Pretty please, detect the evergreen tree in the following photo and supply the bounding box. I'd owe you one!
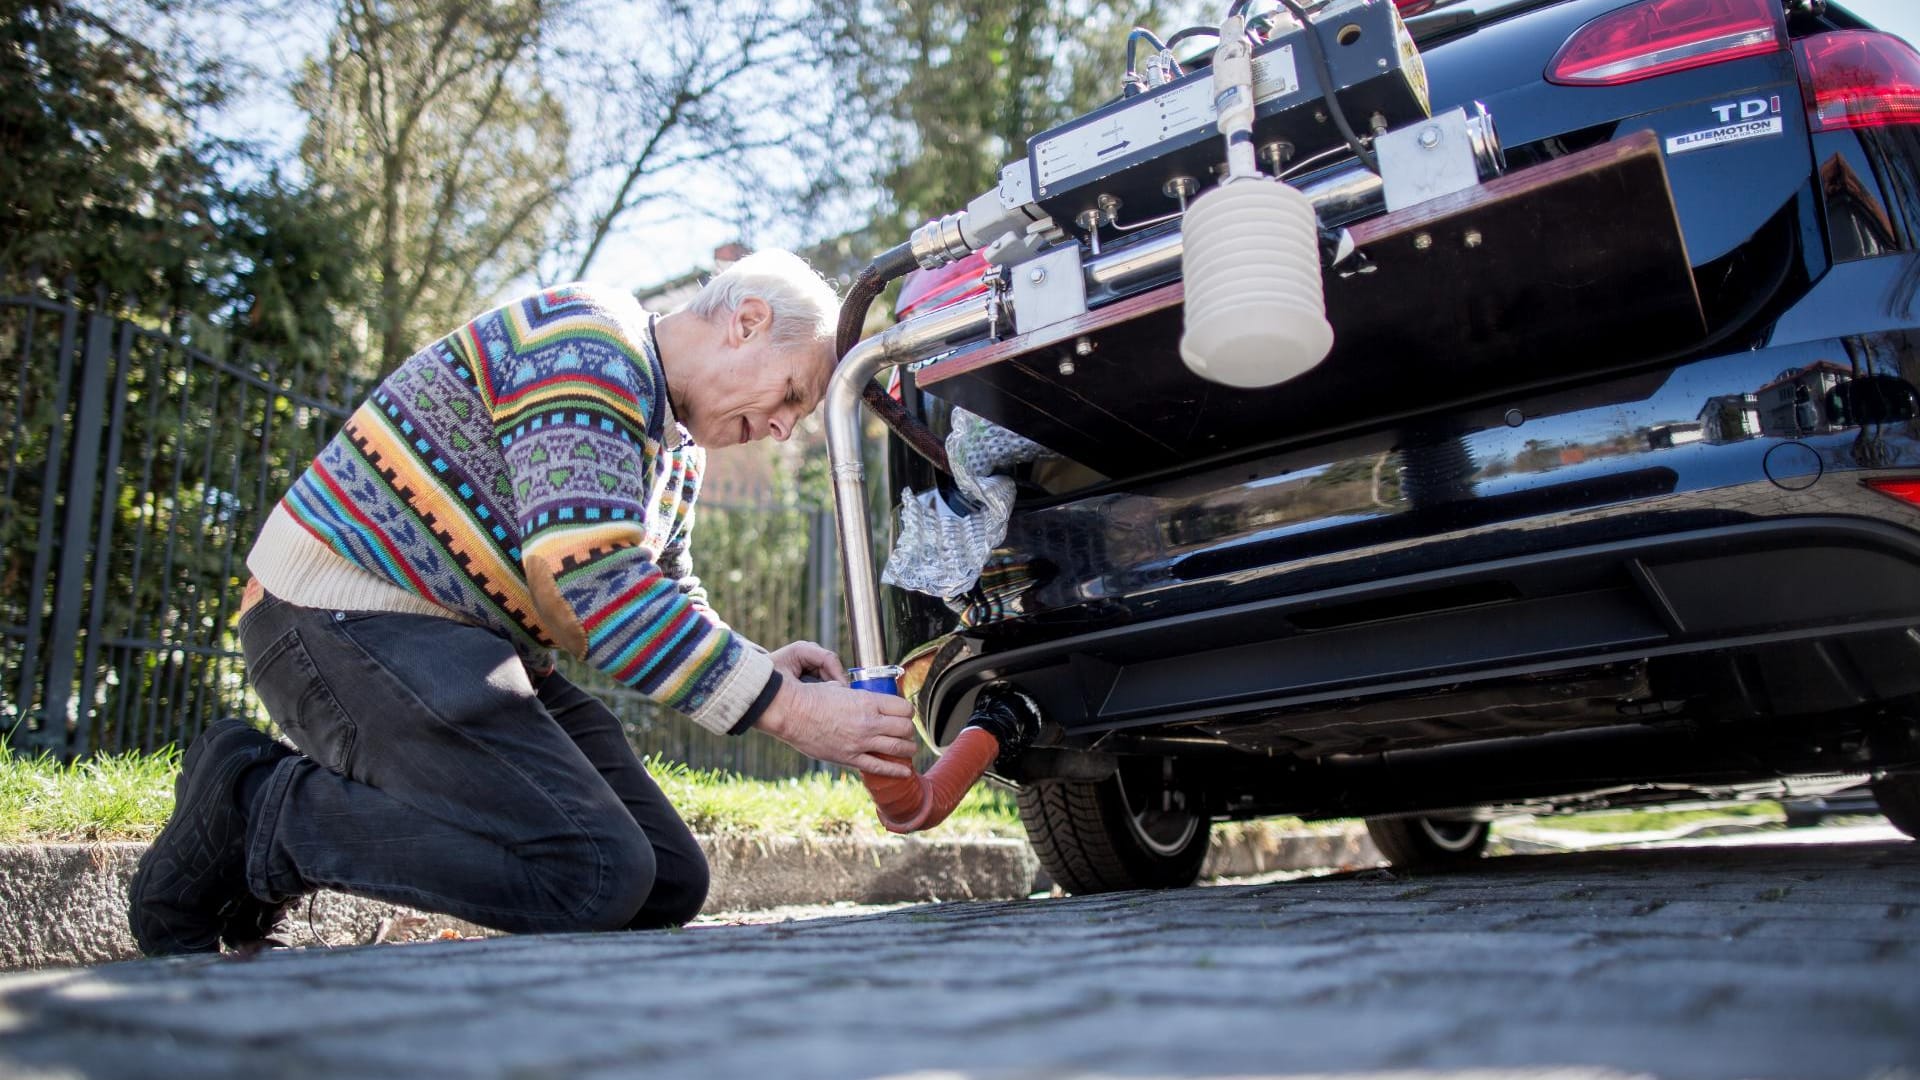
[816,0,1185,231]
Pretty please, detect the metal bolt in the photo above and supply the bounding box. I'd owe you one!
[1505,408,1525,428]
[1418,125,1442,149]
[1163,176,1199,207]
[1028,267,1047,284]
[1074,337,1095,357]
[1257,142,1295,175]
[1464,229,1484,249]
[1414,232,1433,251]
[1058,358,1077,376]
[1097,193,1122,217]
[1378,57,1390,69]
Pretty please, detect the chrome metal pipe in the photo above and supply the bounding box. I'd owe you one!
[1085,229,1184,297]
[826,298,996,671]
[1295,160,1386,226]
[1082,160,1384,301]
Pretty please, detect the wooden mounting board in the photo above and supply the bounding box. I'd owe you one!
[916,130,1705,477]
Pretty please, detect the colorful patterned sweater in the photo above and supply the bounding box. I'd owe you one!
[246,284,776,735]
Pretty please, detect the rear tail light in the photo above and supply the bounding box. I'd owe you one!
[1548,0,1782,87]
[1865,477,1920,507]
[1797,31,1920,133]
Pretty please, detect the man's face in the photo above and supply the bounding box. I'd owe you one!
[678,300,833,448]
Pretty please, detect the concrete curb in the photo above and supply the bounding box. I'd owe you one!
[0,824,1377,971]
[1494,817,1782,854]
[1202,825,1382,879]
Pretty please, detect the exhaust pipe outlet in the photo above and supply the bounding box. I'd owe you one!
[963,684,1042,771]
[850,671,1041,834]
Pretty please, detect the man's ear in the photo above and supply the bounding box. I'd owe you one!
[734,297,773,343]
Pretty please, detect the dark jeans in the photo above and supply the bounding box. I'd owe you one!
[236,591,709,933]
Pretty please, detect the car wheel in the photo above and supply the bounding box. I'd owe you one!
[1869,773,1920,840]
[1364,815,1491,869]
[1016,757,1210,895]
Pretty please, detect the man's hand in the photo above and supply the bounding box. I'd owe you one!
[756,678,918,778]
[769,640,847,685]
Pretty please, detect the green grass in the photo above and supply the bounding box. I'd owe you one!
[0,742,1023,843]
[4,740,1818,847]
[1523,802,1784,834]
[645,758,1023,838]
[0,742,179,843]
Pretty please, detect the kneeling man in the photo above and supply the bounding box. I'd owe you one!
[130,252,916,954]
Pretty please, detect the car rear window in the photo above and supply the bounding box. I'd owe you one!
[1402,0,1571,42]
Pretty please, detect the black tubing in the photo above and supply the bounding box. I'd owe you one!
[838,243,952,475]
[1276,0,1379,174]
[835,242,917,357]
[1167,25,1220,50]
[1126,27,1170,73]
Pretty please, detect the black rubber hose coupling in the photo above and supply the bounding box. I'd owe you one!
[962,684,1042,771]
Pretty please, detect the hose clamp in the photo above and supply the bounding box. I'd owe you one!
[849,664,905,696]
[910,213,971,270]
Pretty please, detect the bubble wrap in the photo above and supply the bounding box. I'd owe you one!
[882,409,1048,599]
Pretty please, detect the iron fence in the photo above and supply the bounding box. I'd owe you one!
[0,291,844,779]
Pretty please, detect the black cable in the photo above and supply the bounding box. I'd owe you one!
[1276,0,1379,173]
[1125,26,1168,73]
[837,244,952,475]
[1166,25,1220,50]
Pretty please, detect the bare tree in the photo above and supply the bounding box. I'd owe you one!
[543,0,825,282]
[297,0,572,372]
[294,0,835,363]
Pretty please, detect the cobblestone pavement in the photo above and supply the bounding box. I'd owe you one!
[0,835,1915,1080]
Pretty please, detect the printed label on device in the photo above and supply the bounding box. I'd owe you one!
[1033,79,1214,188]
[1032,46,1301,190]
[1252,45,1301,107]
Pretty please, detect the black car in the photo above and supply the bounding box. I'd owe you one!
[866,0,1920,891]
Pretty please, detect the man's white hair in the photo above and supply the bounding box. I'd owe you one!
[683,250,840,353]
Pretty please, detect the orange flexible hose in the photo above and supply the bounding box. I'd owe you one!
[860,726,1003,834]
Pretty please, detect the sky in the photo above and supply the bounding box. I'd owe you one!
[195,0,1920,297]
[1841,0,1919,47]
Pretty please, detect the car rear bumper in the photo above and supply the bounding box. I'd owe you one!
[911,253,1920,746]
[925,514,1920,743]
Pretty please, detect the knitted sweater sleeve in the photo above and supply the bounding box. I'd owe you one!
[656,445,712,611]
[494,289,773,735]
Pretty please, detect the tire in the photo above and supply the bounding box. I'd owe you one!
[1017,758,1211,895]
[1870,773,1920,840]
[1365,815,1491,869]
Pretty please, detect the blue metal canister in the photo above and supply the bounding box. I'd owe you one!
[848,664,904,697]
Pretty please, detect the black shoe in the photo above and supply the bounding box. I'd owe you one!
[209,734,297,950]
[128,719,290,956]
[219,892,295,952]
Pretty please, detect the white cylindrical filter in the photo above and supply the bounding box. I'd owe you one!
[1178,179,1334,389]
